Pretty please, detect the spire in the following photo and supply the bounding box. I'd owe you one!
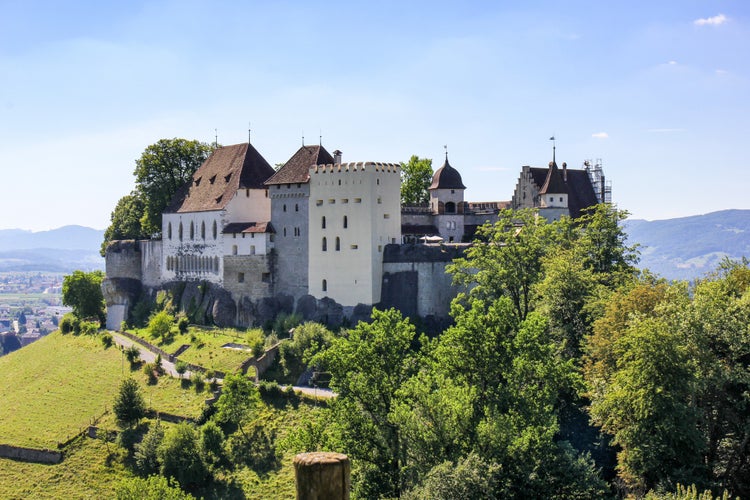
[550,136,556,164]
[248,122,251,144]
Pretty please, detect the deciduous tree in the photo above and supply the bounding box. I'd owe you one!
[400,155,433,205]
[62,270,105,323]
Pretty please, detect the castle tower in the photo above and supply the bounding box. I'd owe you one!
[428,153,466,242]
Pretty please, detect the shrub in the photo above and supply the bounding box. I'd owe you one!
[113,378,146,429]
[246,329,265,358]
[226,422,279,472]
[79,320,100,336]
[199,421,225,471]
[101,332,113,348]
[116,427,140,453]
[59,313,79,334]
[125,345,141,365]
[177,314,189,334]
[273,312,302,337]
[135,421,164,475]
[191,371,205,392]
[148,310,174,341]
[143,363,158,384]
[175,360,188,379]
[158,422,209,488]
[130,298,152,328]
[115,475,195,500]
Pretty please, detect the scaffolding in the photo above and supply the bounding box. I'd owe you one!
[583,159,612,204]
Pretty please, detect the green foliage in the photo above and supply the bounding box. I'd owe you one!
[176,314,189,334]
[134,421,164,475]
[113,378,146,429]
[272,312,302,337]
[316,308,417,498]
[148,310,174,342]
[133,138,215,235]
[245,328,265,358]
[115,475,196,500]
[403,453,501,500]
[101,192,148,256]
[400,155,433,205]
[175,360,188,378]
[198,421,225,471]
[130,297,153,328]
[100,332,113,348]
[62,270,105,323]
[125,345,141,365]
[158,422,209,488]
[278,322,334,381]
[191,371,205,392]
[645,483,734,500]
[59,312,79,334]
[215,373,260,441]
[225,421,279,472]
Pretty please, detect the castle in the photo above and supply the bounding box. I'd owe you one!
[103,142,608,330]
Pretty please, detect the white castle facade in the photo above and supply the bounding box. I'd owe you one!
[104,141,608,330]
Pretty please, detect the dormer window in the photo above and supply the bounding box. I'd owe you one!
[209,175,216,184]
[224,173,231,182]
[194,177,201,186]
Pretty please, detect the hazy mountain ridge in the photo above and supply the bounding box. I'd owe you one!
[625,209,750,281]
[0,226,105,272]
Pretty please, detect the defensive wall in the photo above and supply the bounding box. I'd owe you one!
[103,239,464,330]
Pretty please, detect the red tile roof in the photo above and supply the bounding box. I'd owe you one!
[265,145,334,185]
[222,222,274,234]
[166,143,275,213]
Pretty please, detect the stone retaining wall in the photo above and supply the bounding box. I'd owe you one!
[0,444,62,464]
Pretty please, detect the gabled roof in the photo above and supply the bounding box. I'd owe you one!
[429,156,466,190]
[166,143,275,213]
[528,163,600,218]
[539,161,567,194]
[222,222,275,234]
[265,145,334,185]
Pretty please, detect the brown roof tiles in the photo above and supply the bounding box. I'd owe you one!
[265,145,334,185]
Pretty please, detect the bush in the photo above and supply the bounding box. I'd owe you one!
[79,320,100,336]
[177,314,189,334]
[158,422,209,488]
[134,421,164,475]
[175,360,188,378]
[273,312,302,337]
[246,329,265,358]
[130,298,152,328]
[143,363,158,384]
[101,332,114,348]
[199,421,225,471]
[116,427,140,453]
[226,422,279,472]
[148,310,174,342]
[191,371,205,392]
[125,345,141,365]
[59,313,79,334]
[113,378,146,429]
[115,475,195,500]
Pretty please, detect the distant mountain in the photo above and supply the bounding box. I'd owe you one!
[624,209,750,282]
[0,226,104,272]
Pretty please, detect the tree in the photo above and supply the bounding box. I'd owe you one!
[62,270,105,323]
[316,308,418,498]
[101,192,148,256]
[113,378,146,429]
[158,422,209,488]
[148,310,174,342]
[135,421,165,474]
[115,475,196,500]
[215,373,260,441]
[133,138,215,235]
[400,155,433,205]
[199,421,226,471]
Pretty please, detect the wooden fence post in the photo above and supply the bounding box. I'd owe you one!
[294,452,350,500]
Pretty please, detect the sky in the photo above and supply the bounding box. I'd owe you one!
[1,0,748,231]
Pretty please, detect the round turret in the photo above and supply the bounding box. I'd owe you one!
[429,156,466,190]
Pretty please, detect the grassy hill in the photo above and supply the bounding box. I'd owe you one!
[0,330,322,499]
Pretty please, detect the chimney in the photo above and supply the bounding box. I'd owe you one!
[333,150,342,165]
[562,162,567,182]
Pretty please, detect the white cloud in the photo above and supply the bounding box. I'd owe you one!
[592,132,609,139]
[694,14,728,26]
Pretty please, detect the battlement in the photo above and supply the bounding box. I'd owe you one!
[311,162,400,174]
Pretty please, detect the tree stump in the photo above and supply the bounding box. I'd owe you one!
[294,452,350,500]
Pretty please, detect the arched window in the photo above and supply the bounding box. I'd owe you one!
[201,221,206,239]
[445,201,456,213]
[284,227,287,237]
[283,204,287,212]
[295,204,299,212]
[168,222,172,240]
[335,237,340,251]
[343,215,348,228]
[232,245,238,255]
[190,221,195,239]
[322,237,327,251]
[322,216,326,229]
[179,222,183,241]
[213,220,217,239]
[322,279,327,292]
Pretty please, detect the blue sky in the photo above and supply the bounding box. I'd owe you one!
[1,1,748,230]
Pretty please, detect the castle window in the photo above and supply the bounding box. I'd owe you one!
[322,216,326,229]
[451,189,455,194]
[179,223,183,241]
[377,197,382,204]
[355,198,362,203]
[550,196,554,202]
[329,199,335,204]
[283,204,287,212]
[190,222,195,240]
[201,221,206,239]
[322,279,327,292]
[297,183,301,188]
[338,179,341,185]
[342,198,348,204]
[335,237,340,251]
[384,214,390,219]
[560,197,563,202]
[445,202,456,213]
[295,204,299,212]
[377,179,380,185]
[246,189,250,197]
[316,200,323,206]
[262,273,271,283]
[287,184,291,189]
[238,272,245,283]
[284,227,287,237]
[350,244,358,250]
[250,245,256,255]
[378,245,382,252]
[343,215,348,228]
[213,221,217,239]
[232,245,238,255]
[322,237,327,251]
[168,223,172,240]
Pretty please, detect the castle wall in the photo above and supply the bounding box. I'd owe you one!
[269,183,310,299]
[308,162,401,307]
[105,240,142,280]
[225,187,271,224]
[140,239,163,287]
[222,254,274,303]
[162,211,225,283]
[381,243,465,319]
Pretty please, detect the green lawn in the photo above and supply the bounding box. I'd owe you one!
[128,326,258,375]
[0,331,208,448]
